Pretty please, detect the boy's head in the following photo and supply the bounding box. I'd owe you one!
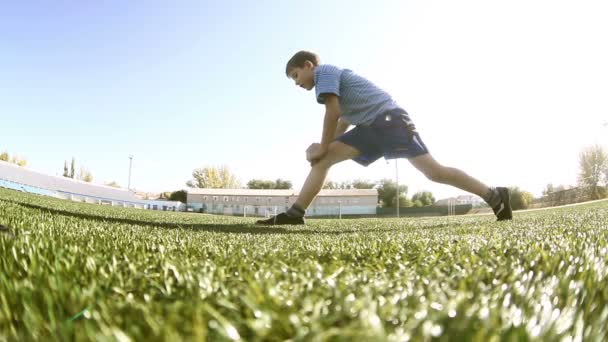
[285,50,319,91]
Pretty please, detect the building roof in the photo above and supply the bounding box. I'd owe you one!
[0,160,141,202]
[187,188,377,197]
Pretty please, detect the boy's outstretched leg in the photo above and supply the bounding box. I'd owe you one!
[408,153,512,221]
[256,141,360,225]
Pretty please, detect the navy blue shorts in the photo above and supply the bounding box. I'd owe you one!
[336,109,429,166]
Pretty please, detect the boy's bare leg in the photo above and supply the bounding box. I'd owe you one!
[408,153,490,198]
[408,153,513,220]
[295,141,360,209]
[256,141,359,225]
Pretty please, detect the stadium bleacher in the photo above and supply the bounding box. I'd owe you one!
[0,160,184,211]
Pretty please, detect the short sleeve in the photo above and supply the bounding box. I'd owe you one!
[315,65,342,104]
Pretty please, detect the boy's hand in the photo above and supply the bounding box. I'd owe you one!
[306,143,327,166]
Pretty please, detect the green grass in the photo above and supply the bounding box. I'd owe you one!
[1,187,607,341]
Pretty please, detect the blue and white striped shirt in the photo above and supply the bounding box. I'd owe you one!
[314,64,402,126]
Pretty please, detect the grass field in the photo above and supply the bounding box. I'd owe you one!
[1,187,607,341]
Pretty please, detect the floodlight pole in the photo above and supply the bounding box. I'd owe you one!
[396,159,400,218]
[128,155,133,191]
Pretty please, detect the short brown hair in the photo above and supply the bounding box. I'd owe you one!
[285,50,320,76]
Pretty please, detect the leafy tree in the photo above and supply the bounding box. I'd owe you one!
[323,180,339,189]
[509,187,535,210]
[323,179,376,190]
[0,151,8,162]
[247,179,276,189]
[412,200,423,208]
[15,157,27,167]
[542,183,555,196]
[411,191,435,206]
[246,178,293,190]
[105,181,121,188]
[187,165,240,188]
[274,178,292,189]
[578,144,608,200]
[401,197,413,208]
[78,166,93,183]
[376,178,407,208]
[63,161,69,177]
[351,179,376,189]
[169,190,188,202]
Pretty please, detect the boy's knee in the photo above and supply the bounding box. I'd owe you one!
[312,156,334,170]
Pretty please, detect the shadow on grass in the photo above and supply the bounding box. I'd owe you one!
[3,199,365,236]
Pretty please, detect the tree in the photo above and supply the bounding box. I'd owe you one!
[15,157,27,167]
[351,179,376,189]
[105,181,121,188]
[78,166,93,183]
[376,178,408,207]
[247,179,276,189]
[323,180,339,189]
[578,144,608,200]
[247,178,292,189]
[274,178,292,189]
[542,183,555,196]
[70,158,76,179]
[411,191,435,206]
[323,179,376,190]
[169,190,188,202]
[2,152,26,167]
[510,187,534,210]
[63,161,69,177]
[186,165,240,188]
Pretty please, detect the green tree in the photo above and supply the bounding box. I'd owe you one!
[411,191,435,206]
[274,178,292,189]
[105,181,121,188]
[63,161,69,177]
[186,165,240,188]
[0,151,8,162]
[323,180,339,189]
[510,187,534,210]
[15,157,27,167]
[78,166,93,183]
[247,179,276,189]
[376,178,408,207]
[412,200,423,208]
[578,144,608,200]
[351,179,376,189]
[169,190,188,203]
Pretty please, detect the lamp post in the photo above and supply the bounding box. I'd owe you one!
[128,155,133,191]
[396,159,400,218]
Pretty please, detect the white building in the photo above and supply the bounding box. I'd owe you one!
[436,195,484,206]
[187,188,378,217]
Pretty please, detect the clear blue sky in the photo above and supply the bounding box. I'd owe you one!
[2,1,607,200]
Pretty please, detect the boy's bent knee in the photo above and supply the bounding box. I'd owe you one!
[312,157,334,170]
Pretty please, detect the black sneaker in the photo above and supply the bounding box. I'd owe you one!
[492,187,513,221]
[256,213,305,225]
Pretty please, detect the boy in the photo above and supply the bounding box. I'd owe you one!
[257,51,512,225]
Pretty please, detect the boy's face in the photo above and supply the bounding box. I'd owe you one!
[288,61,315,91]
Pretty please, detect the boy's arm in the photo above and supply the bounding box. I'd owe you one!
[307,94,341,164]
[334,118,350,139]
[320,94,341,149]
